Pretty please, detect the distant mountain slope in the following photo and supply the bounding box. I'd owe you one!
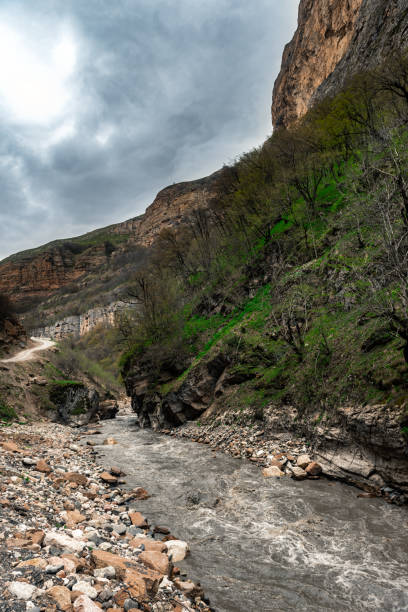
[0,170,224,326]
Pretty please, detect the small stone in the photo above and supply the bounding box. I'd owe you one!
[103,438,118,445]
[112,523,127,535]
[128,511,148,528]
[73,594,102,611]
[44,531,86,553]
[46,585,72,611]
[94,565,116,579]
[72,581,98,599]
[64,472,88,486]
[100,471,118,484]
[139,550,169,574]
[9,582,37,600]
[22,457,37,466]
[35,459,52,474]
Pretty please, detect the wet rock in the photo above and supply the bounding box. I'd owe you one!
[128,511,148,528]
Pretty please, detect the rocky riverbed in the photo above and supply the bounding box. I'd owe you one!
[0,420,210,612]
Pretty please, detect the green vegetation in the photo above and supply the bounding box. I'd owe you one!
[0,400,17,421]
[119,53,408,421]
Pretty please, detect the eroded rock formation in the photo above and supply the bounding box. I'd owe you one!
[0,170,223,310]
[32,301,130,340]
[272,0,408,128]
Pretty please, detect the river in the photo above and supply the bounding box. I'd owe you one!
[94,415,408,612]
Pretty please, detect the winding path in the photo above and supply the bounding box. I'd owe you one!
[1,337,55,363]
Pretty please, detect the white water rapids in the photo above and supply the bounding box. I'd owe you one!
[94,415,408,612]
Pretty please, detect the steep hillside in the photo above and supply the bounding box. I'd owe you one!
[0,170,224,329]
[272,0,408,127]
[122,49,408,495]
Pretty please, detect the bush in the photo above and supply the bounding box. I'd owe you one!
[0,401,17,421]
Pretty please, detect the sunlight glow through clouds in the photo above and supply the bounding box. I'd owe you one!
[0,21,78,124]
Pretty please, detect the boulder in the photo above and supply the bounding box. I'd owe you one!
[305,461,323,476]
[296,454,312,469]
[165,540,189,562]
[138,550,169,574]
[291,466,308,480]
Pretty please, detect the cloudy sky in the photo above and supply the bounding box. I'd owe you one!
[0,0,298,260]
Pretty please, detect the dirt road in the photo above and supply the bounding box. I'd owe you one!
[1,337,55,363]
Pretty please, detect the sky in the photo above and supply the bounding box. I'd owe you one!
[0,0,298,261]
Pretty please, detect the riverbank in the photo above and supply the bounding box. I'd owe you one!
[0,420,210,611]
[162,404,408,505]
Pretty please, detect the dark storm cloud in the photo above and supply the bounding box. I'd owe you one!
[0,0,298,259]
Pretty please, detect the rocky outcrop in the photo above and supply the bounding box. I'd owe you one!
[32,301,131,340]
[48,382,118,425]
[125,353,230,430]
[0,316,27,356]
[0,170,224,312]
[272,0,363,128]
[272,0,408,128]
[312,0,408,105]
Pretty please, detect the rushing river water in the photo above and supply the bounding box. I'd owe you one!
[95,416,408,612]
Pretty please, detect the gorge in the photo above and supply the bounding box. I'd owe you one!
[1,1,408,611]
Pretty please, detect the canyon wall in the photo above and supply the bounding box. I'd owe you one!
[31,301,132,340]
[0,170,223,311]
[272,0,408,128]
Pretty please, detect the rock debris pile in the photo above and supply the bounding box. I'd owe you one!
[0,422,211,612]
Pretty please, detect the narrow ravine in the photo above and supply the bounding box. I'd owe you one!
[95,416,408,612]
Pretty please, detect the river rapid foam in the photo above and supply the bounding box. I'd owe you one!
[95,416,408,612]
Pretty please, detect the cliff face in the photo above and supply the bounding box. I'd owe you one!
[272,0,363,128]
[32,301,130,340]
[272,0,408,128]
[0,170,222,312]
